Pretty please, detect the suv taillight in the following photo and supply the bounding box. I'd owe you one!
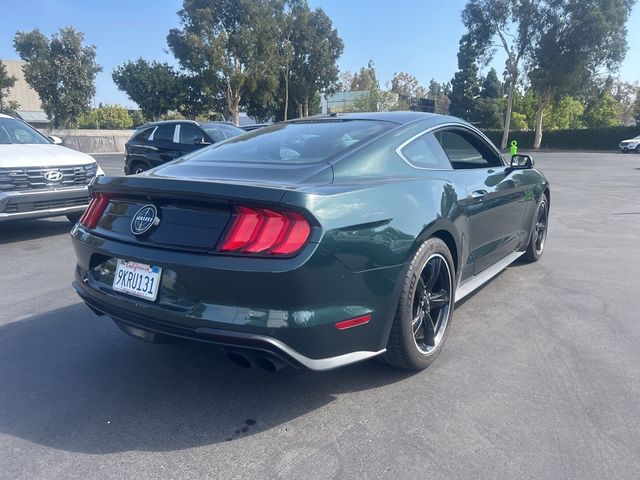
[219,206,312,256]
[79,192,111,229]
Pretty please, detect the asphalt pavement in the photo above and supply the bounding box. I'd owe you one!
[1,152,640,479]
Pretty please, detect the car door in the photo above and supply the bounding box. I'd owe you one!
[178,122,211,154]
[150,123,181,165]
[434,127,530,274]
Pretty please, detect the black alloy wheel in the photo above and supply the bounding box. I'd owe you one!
[383,237,455,370]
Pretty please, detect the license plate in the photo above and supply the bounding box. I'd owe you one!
[112,259,162,301]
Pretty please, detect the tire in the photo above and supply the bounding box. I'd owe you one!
[129,162,148,175]
[383,237,456,370]
[522,195,549,263]
[66,212,83,224]
[636,146,640,154]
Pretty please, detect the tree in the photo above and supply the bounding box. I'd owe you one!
[113,59,181,121]
[390,71,426,110]
[350,60,378,91]
[73,104,133,129]
[13,27,101,128]
[0,60,19,115]
[167,0,281,125]
[582,92,622,128]
[634,90,640,126]
[449,34,480,120]
[288,4,343,117]
[543,96,584,130]
[462,0,540,149]
[427,79,451,114]
[611,80,640,125]
[528,0,635,148]
[480,68,502,99]
[352,87,402,112]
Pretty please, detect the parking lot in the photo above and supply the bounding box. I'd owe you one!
[1,151,639,479]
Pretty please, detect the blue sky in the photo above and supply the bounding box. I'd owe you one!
[1,0,638,108]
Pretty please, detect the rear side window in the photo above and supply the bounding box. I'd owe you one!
[133,127,155,142]
[400,132,452,169]
[153,124,175,143]
[187,120,394,165]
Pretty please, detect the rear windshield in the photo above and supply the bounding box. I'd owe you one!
[203,123,245,143]
[187,120,393,164]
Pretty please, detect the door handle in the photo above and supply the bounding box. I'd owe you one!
[471,190,488,198]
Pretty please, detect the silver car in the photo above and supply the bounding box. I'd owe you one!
[0,114,104,223]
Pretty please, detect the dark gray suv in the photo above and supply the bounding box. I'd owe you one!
[124,120,245,174]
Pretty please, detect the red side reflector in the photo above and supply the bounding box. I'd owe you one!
[335,314,371,330]
[219,207,312,256]
[79,192,112,229]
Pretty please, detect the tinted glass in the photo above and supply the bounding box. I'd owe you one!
[435,129,502,169]
[203,124,245,143]
[190,120,393,164]
[133,127,155,142]
[0,118,50,145]
[180,123,205,145]
[401,132,452,169]
[153,124,175,142]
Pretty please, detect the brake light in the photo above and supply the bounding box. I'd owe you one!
[335,315,371,330]
[219,207,312,255]
[79,192,111,229]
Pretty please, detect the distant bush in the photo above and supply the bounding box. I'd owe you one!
[482,126,640,151]
[74,105,133,129]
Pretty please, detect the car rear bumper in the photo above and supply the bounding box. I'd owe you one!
[70,226,403,370]
[0,187,89,221]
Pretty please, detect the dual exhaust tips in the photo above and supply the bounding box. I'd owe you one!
[226,349,288,372]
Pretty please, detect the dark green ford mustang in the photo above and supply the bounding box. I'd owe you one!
[71,112,549,371]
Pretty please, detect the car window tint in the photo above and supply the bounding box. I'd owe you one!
[153,124,175,142]
[434,129,502,169]
[180,123,204,145]
[189,120,394,165]
[133,127,154,142]
[400,132,452,169]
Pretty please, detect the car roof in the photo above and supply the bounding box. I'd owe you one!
[0,113,14,119]
[137,119,238,129]
[289,111,466,127]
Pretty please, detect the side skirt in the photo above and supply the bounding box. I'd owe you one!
[454,250,525,303]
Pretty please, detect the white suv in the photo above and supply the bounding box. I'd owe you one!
[0,113,104,223]
[619,134,640,153]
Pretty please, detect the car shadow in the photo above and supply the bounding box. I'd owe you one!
[0,217,73,245]
[0,303,414,454]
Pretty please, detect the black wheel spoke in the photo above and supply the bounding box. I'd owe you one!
[423,311,436,346]
[430,289,449,309]
[412,310,424,335]
[424,257,441,291]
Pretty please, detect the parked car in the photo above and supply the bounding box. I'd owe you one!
[619,134,640,153]
[241,123,271,132]
[0,113,104,223]
[72,112,550,372]
[124,120,245,174]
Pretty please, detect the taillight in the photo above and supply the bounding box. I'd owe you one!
[79,192,111,229]
[219,206,312,256]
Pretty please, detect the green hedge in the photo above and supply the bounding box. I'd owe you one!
[482,126,640,151]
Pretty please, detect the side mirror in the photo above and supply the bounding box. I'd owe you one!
[510,154,534,169]
[49,135,63,145]
[194,137,211,145]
